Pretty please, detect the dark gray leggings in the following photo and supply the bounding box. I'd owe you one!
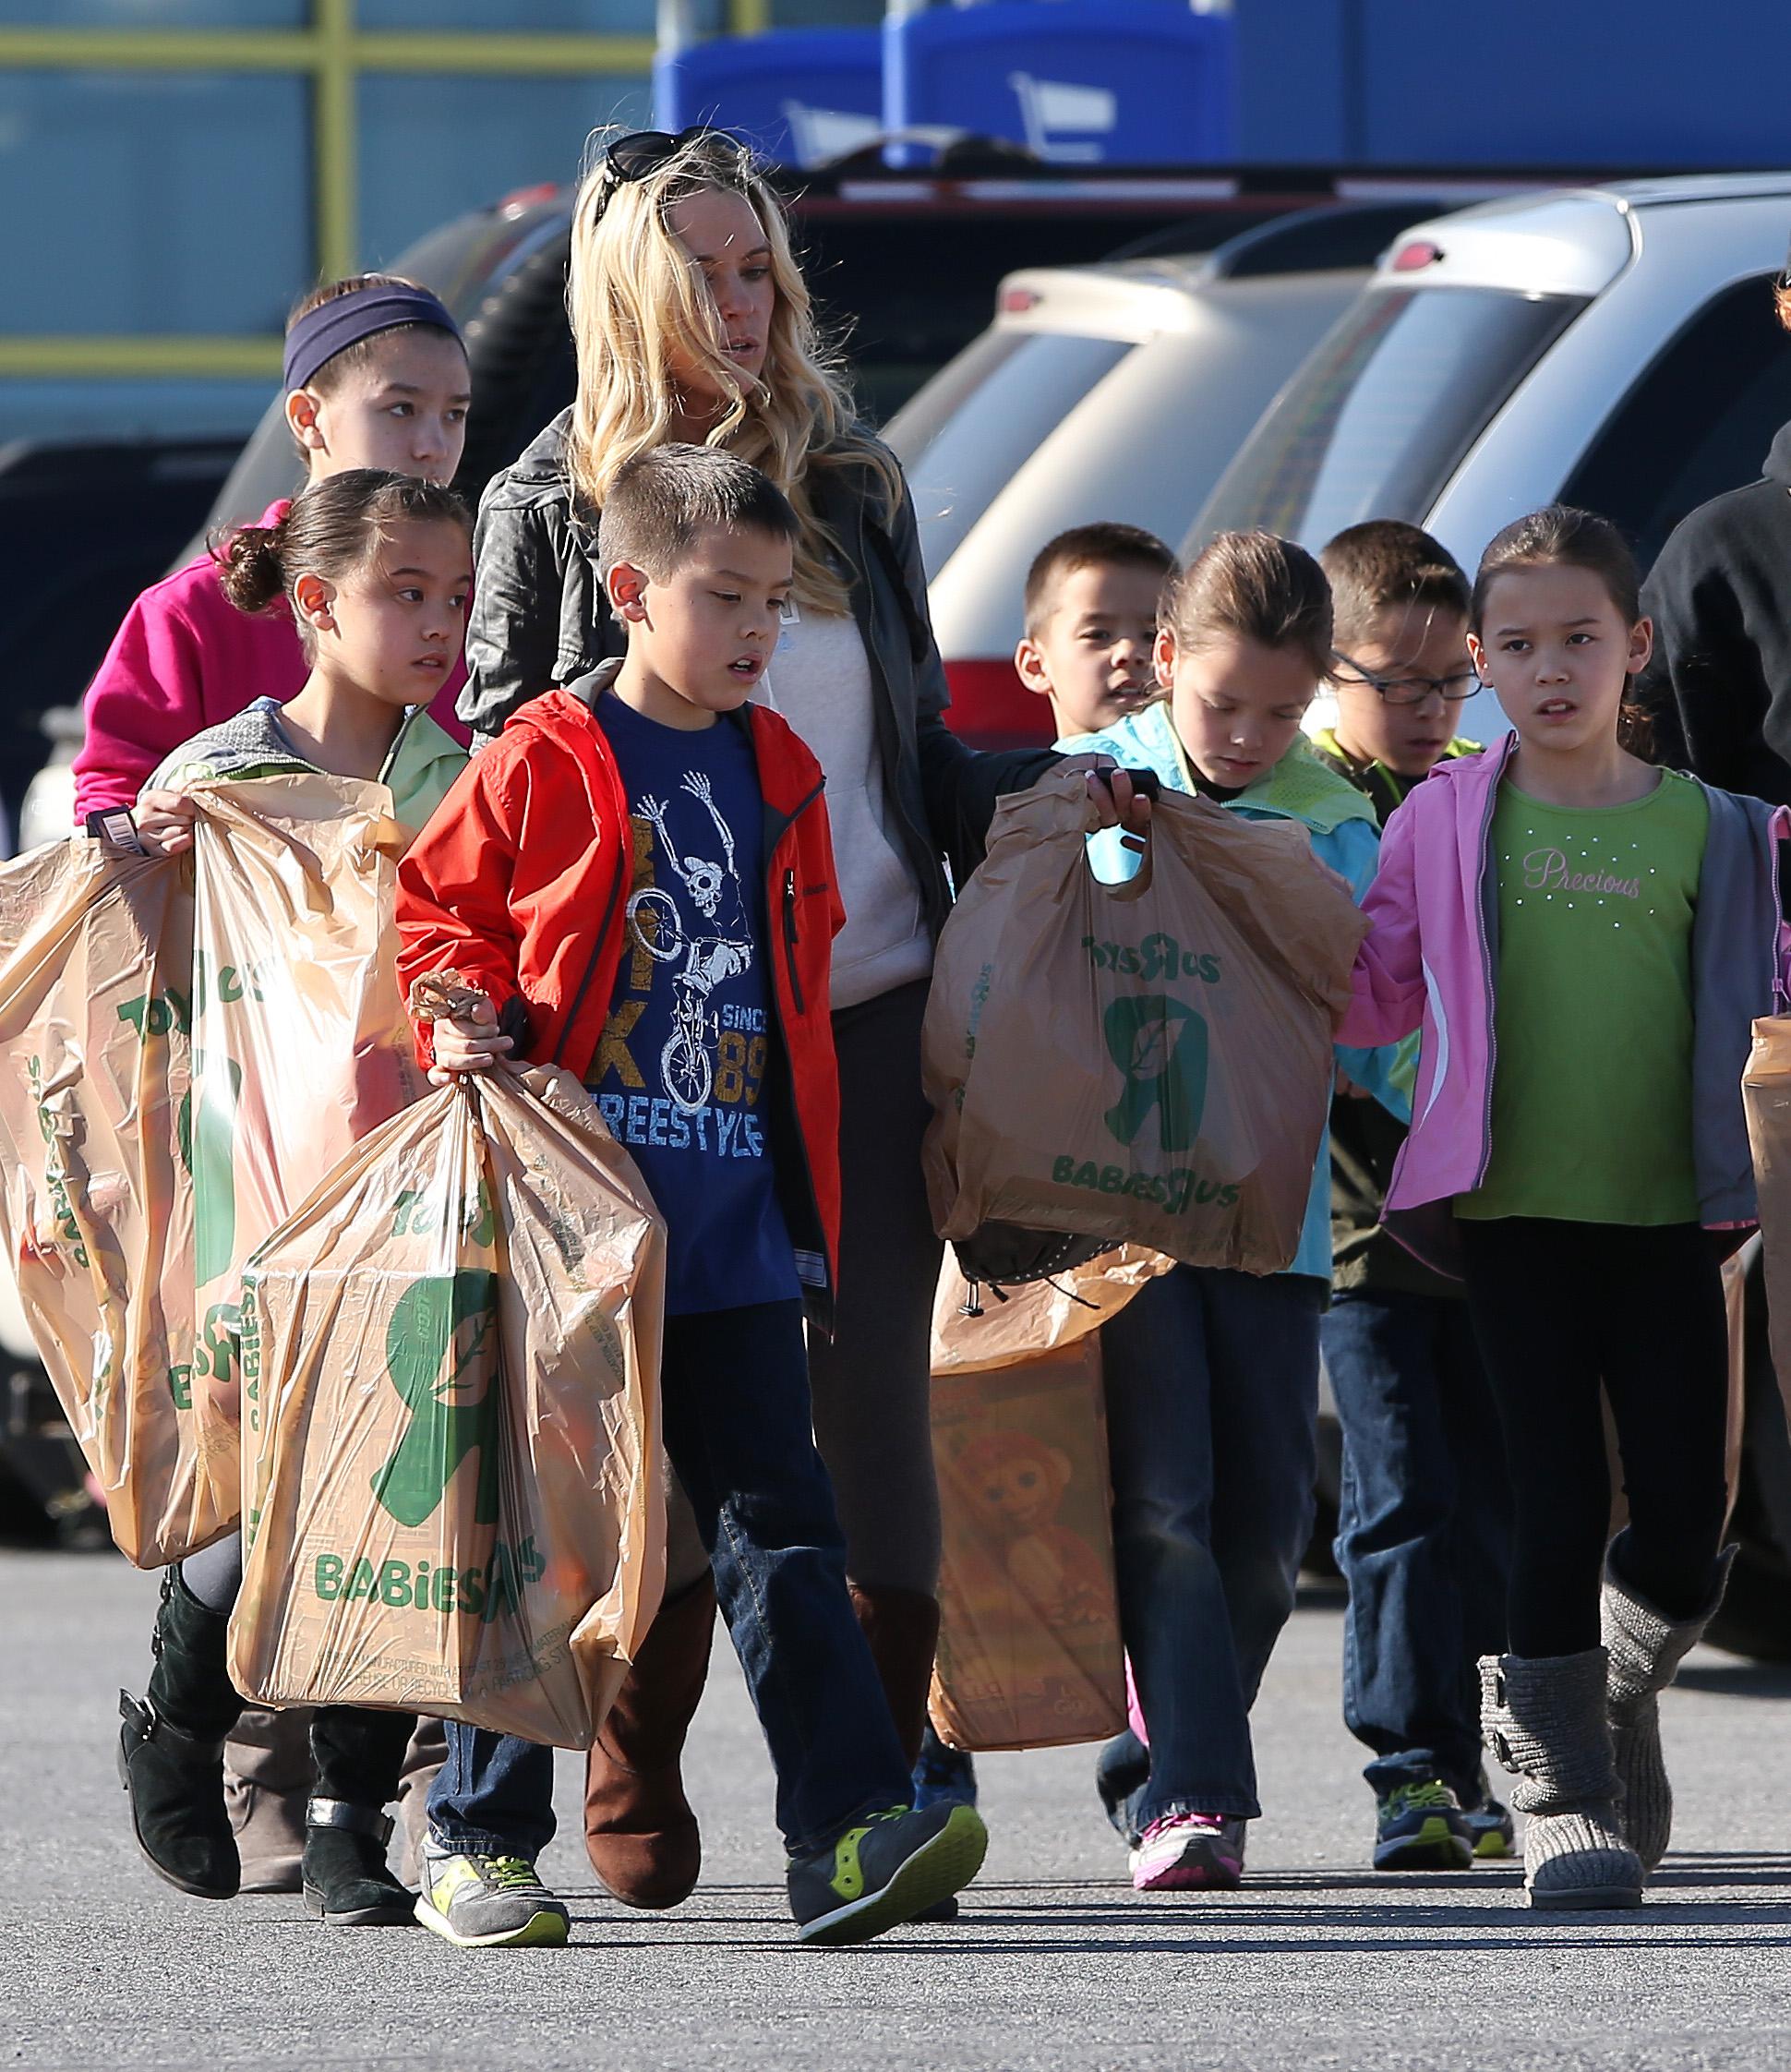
[809,979,944,1596]
[182,1529,245,1613]
[662,975,944,1600]
[1459,1216,1730,1656]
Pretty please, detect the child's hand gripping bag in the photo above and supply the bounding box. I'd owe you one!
[228,1042,668,1750]
[0,836,222,1565]
[922,767,1369,1273]
[185,776,428,1522]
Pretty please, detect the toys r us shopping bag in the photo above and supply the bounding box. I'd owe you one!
[229,1054,667,1749]
[930,1336,1124,1752]
[186,776,427,1515]
[0,836,225,1565]
[923,768,1368,1273]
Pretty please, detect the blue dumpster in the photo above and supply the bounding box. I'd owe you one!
[654,26,883,169]
[883,0,1237,165]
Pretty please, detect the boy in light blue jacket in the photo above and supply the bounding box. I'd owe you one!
[1059,529,1406,1894]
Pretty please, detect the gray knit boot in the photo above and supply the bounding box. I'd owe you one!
[1479,1650,1643,1910]
[1602,1536,1736,1874]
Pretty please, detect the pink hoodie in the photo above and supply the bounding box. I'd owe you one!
[71,499,470,822]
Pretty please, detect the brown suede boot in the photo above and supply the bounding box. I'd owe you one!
[583,1572,717,1909]
[849,1583,943,1769]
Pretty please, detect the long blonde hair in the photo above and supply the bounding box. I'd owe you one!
[565,129,902,613]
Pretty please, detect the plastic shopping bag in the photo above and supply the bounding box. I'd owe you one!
[931,1245,1172,1376]
[0,836,223,1565]
[929,1336,1125,1753]
[923,768,1368,1273]
[186,776,427,1514]
[228,1047,667,1749]
[1742,1017,1791,1427]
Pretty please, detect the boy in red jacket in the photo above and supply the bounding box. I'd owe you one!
[395,443,988,1950]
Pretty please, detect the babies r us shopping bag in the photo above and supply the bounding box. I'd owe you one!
[923,768,1368,1273]
[186,775,427,1522]
[0,837,221,1565]
[1740,1018,1791,1429]
[228,1041,667,1750]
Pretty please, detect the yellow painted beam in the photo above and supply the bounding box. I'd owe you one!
[0,27,655,76]
[728,0,774,36]
[0,338,283,379]
[351,34,655,74]
[0,28,314,69]
[314,0,357,282]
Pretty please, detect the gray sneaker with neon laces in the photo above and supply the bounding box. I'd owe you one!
[414,1841,571,1948]
[787,1802,987,1946]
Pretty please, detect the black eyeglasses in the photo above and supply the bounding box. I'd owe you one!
[592,126,752,204]
[1328,649,1478,707]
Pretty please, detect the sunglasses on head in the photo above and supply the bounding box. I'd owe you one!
[595,126,752,199]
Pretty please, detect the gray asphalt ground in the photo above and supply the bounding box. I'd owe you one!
[6,1550,1791,2072]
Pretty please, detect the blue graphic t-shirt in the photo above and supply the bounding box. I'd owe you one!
[589,694,799,1316]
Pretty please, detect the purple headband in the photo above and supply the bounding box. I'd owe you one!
[282,284,462,392]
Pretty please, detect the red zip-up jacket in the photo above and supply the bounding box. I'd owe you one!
[394,664,846,1329]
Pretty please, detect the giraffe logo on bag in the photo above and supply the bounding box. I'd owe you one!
[370,1268,502,1527]
[1101,993,1208,1152]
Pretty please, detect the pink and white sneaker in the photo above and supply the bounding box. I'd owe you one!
[1128,1813,1245,1892]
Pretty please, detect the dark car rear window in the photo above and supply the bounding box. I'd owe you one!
[1190,283,1589,550]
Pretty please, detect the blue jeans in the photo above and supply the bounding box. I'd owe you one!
[1324,1287,1510,1803]
[428,1299,911,1860]
[1096,1266,1323,1837]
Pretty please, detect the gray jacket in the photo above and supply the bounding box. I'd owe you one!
[1692,781,1789,1226]
[461,408,1058,927]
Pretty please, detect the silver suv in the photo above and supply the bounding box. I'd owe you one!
[884,202,1462,747]
[1196,175,1791,744]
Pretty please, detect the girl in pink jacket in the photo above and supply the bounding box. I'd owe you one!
[77,272,474,1903]
[73,272,473,823]
[1340,505,1787,1915]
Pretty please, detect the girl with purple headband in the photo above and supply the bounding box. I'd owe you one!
[74,274,474,825]
[79,275,471,1906]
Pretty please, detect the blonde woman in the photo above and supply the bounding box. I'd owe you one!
[462,128,1145,1918]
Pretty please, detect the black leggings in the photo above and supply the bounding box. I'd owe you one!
[1458,1217,1729,1658]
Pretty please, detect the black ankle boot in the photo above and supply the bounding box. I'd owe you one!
[302,1802,416,1926]
[117,1568,245,1899]
[302,1707,416,1927]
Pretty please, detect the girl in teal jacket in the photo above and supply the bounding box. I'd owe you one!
[1060,530,1405,1894]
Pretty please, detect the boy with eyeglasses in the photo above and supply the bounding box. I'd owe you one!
[1311,523,1515,1873]
[1312,521,1481,815]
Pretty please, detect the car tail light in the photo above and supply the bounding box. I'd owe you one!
[1391,239,1444,272]
[499,182,559,217]
[1000,286,1041,314]
[941,658,1056,751]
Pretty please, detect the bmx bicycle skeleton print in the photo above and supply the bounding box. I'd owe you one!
[589,693,802,1316]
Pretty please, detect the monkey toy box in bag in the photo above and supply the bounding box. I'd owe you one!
[929,1333,1125,1753]
[925,1250,1170,1753]
[229,1057,667,1748]
[923,768,1368,1274]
